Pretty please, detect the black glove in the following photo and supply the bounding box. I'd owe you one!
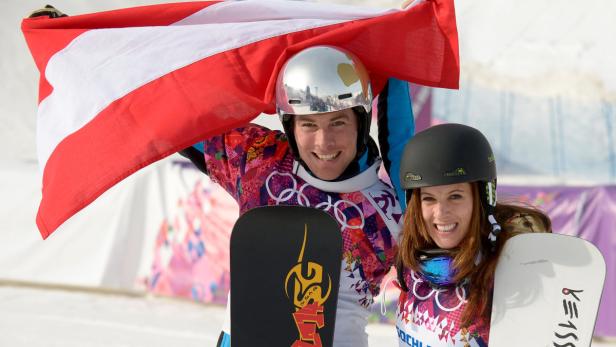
[28,4,67,18]
[179,147,209,175]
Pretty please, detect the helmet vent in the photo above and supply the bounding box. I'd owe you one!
[338,93,352,100]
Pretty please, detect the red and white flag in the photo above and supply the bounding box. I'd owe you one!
[22,0,459,239]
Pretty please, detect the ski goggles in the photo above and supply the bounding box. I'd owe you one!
[418,249,458,289]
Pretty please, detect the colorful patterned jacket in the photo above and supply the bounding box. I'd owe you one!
[206,123,402,346]
[183,78,414,347]
[396,269,490,347]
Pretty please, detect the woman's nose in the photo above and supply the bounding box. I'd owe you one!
[434,202,451,217]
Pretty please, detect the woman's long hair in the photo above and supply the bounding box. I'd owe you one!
[397,182,552,325]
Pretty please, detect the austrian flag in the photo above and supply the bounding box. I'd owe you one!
[22,0,459,239]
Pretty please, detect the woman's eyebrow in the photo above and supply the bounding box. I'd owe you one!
[448,189,465,194]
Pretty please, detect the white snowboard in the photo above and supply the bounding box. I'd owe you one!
[489,233,606,347]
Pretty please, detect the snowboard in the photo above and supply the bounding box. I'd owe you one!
[489,233,606,347]
[230,206,342,347]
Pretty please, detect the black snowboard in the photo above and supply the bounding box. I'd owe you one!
[230,206,342,347]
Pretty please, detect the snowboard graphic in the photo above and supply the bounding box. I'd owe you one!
[230,206,342,347]
[490,233,606,347]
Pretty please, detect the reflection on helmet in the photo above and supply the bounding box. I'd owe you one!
[275,46,374,162]
[276,46,372,117]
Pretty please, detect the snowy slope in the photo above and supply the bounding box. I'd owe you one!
[0,285,401,347]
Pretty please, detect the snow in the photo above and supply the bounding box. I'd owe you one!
[1,284,614,346]
[0,285,222,347]
[0,284,400,346]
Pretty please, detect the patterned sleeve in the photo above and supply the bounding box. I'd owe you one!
[201,124,288,200]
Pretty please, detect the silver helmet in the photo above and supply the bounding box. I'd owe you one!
[275,45,373,159]
[276,45,372,116]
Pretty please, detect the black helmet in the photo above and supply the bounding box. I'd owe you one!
[400,123,496,190]
[400,123,501,248]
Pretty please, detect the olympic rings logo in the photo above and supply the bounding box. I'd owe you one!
[265,171,365,230]
[410,271,467,312]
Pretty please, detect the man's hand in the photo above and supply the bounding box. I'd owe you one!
[28,5,67,18]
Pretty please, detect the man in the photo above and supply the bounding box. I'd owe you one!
[181,45,413,347]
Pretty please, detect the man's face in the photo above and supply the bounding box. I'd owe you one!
[293,109,358,181]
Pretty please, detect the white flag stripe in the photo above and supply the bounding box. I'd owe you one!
[173,0,394,25]
[37,0,395,170]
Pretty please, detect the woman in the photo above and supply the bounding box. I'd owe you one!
[395,123,551,346]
